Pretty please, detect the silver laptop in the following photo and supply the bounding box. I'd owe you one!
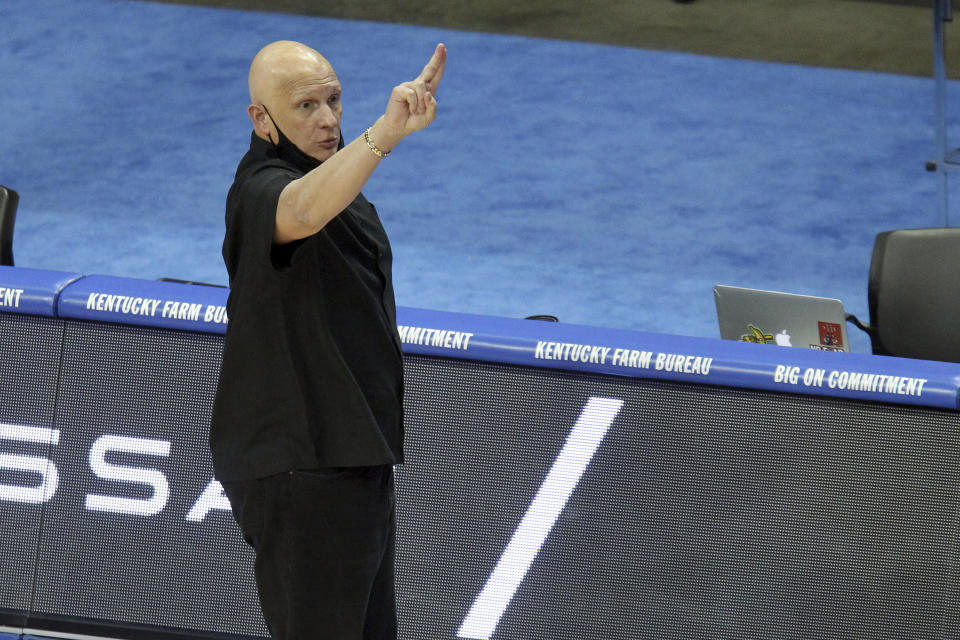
[714,285,850,352]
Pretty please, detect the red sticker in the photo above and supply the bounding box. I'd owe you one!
[818,321,843,348]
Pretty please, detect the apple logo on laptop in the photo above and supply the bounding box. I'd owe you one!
[775,330,792,347]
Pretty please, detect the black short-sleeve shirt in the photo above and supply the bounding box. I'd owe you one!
[210,132,404,482]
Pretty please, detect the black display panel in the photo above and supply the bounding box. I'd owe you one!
[0,314,64,627]
[28,321,266,638]
[398,356,960,640]
[0,316,959,639]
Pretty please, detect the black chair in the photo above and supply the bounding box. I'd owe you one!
[0,185,18,266]
[846,227,960,363]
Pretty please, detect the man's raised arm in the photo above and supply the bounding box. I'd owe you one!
[268,43,447,244]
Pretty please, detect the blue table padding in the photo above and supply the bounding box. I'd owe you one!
[3,267,958,410]
[396,306,960,410]
[58,274,229,334]
[0,265,82,317]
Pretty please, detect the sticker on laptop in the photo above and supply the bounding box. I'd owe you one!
[740,324,776,344]
[812,321,844,351]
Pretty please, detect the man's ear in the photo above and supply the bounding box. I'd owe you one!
[248,104,273,141]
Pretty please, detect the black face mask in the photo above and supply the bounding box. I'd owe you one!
[261,105,344,171]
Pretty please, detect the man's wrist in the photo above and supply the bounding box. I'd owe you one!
[367,117,403,155]
[364,128,390,158]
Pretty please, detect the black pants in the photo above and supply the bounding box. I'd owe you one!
[222,466,397,640]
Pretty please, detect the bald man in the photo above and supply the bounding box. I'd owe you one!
[210,41,446,640]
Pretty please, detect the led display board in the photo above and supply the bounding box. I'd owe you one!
[1,268,959,640]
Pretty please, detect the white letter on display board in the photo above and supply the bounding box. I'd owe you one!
[0,423,61,504]
[85,434,171,516]
[186,478,233,521]
[457,396,624,640]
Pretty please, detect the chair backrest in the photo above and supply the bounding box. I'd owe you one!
[868,227,960,363]
[0,185,18,266]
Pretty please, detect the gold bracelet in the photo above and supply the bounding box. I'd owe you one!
[364,127,390,158]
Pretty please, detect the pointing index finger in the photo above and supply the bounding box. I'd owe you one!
[417,43,447,94]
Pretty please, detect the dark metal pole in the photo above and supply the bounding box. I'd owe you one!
[934,0,952,225]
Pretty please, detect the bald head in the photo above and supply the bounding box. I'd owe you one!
[249,40,336,105]
[246,41,345,162]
